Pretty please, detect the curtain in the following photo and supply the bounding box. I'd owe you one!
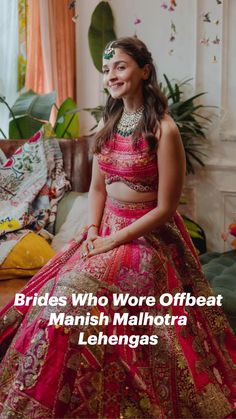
[18,0,27,92]
[0,0,18,138]
[25,0,76,107]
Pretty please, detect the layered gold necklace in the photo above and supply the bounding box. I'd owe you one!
[116,105,144,137]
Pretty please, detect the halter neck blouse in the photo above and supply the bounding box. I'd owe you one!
[97,133,158,193]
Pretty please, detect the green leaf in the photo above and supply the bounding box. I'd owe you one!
[88,1,116,73]
[187,150,206,165]
[8,90,56,138]
[192,112,212,122]
[179,195,188,205]
[183,216,204,239]
[84,105,104,123]
[9,116,44,139]
[11,90,56,121]
[174,83,181,102]
[54,98,80,138]
[163,74,176,101]
[186,229,204,239]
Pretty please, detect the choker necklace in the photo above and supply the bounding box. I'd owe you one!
[116,105,144,137]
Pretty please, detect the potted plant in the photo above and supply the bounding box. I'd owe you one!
[0,90,80,139]
[162,74,211,175]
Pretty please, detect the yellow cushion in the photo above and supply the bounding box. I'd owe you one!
[0,232,55,280]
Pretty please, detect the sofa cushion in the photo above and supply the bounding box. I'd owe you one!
[0,232,55,280]
[54,191,87,234]
[52,192,88,251]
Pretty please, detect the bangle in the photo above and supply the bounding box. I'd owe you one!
[87,224,99,231]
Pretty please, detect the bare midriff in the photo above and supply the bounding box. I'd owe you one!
[106,182,157,203]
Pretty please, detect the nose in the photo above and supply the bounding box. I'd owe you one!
[107,68,117,82]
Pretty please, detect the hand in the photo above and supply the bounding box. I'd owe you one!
[81,227,99,259]
[87,235,117,257]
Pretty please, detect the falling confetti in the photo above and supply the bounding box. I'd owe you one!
[200,37,210,46]
[213,19,220,25]
[212,55,218,63]
[171,20,177,34]
[201,12,211,23]
[134,18,141,25]
[68,0,76,8]
[161,2,168,9]
[169,21,177,42]
[72,13,79,22]
[161,1,177,12]
[212,35,220,44]
[168,49,174,55]
[216,0,222,4]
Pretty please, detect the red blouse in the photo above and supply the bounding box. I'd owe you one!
[97,133,158,192]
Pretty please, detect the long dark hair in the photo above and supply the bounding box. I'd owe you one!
[94,37,168,153]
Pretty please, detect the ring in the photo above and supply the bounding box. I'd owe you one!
[89,244,94,251]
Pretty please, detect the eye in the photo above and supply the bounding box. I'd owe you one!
[102,69,109,74]
[117,66,125,71]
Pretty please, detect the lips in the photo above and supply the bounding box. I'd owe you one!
[109,83,123,89]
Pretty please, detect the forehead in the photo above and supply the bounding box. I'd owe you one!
[102,48,134,67]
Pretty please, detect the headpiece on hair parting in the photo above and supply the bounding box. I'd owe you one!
[103,42,116,60]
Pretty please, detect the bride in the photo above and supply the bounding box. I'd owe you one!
[0,36,235,418]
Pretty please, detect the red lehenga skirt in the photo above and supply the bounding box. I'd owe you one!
[0,197,236,419]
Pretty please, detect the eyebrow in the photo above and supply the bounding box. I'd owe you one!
[102,60,127,70]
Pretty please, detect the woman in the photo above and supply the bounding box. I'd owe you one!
[0,37,235,418]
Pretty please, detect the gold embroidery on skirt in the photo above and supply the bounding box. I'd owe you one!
[0,389,52,418]
[0,306,23,337]
[15,328,49,391]
[66,353,81,371]
[196,382,234,418]
[58,382,71,404]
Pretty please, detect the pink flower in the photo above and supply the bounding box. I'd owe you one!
[229,223,236,237]
[161,2,168,9]
[200,37,210,46]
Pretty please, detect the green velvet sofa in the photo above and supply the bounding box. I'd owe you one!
[200,250,236,334]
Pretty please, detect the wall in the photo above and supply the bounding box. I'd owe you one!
[76,0,236,252]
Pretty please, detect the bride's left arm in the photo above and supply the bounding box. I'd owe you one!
[88,117,186,256]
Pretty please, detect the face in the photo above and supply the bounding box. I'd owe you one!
[102,48,149,100]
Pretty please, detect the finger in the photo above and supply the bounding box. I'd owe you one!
[87,248,101,257]
[81,251,88,259]
[87,245,109,257]
[87,241,95,252]
[81,243,89,258]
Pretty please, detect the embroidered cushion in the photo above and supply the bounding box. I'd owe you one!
[0,232,55,280]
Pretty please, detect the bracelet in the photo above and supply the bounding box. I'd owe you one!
[87,224,99,231]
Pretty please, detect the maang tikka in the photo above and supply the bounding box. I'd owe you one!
[103,42,116,60]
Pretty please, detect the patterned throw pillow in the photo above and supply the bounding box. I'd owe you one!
[0,148,7,165]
